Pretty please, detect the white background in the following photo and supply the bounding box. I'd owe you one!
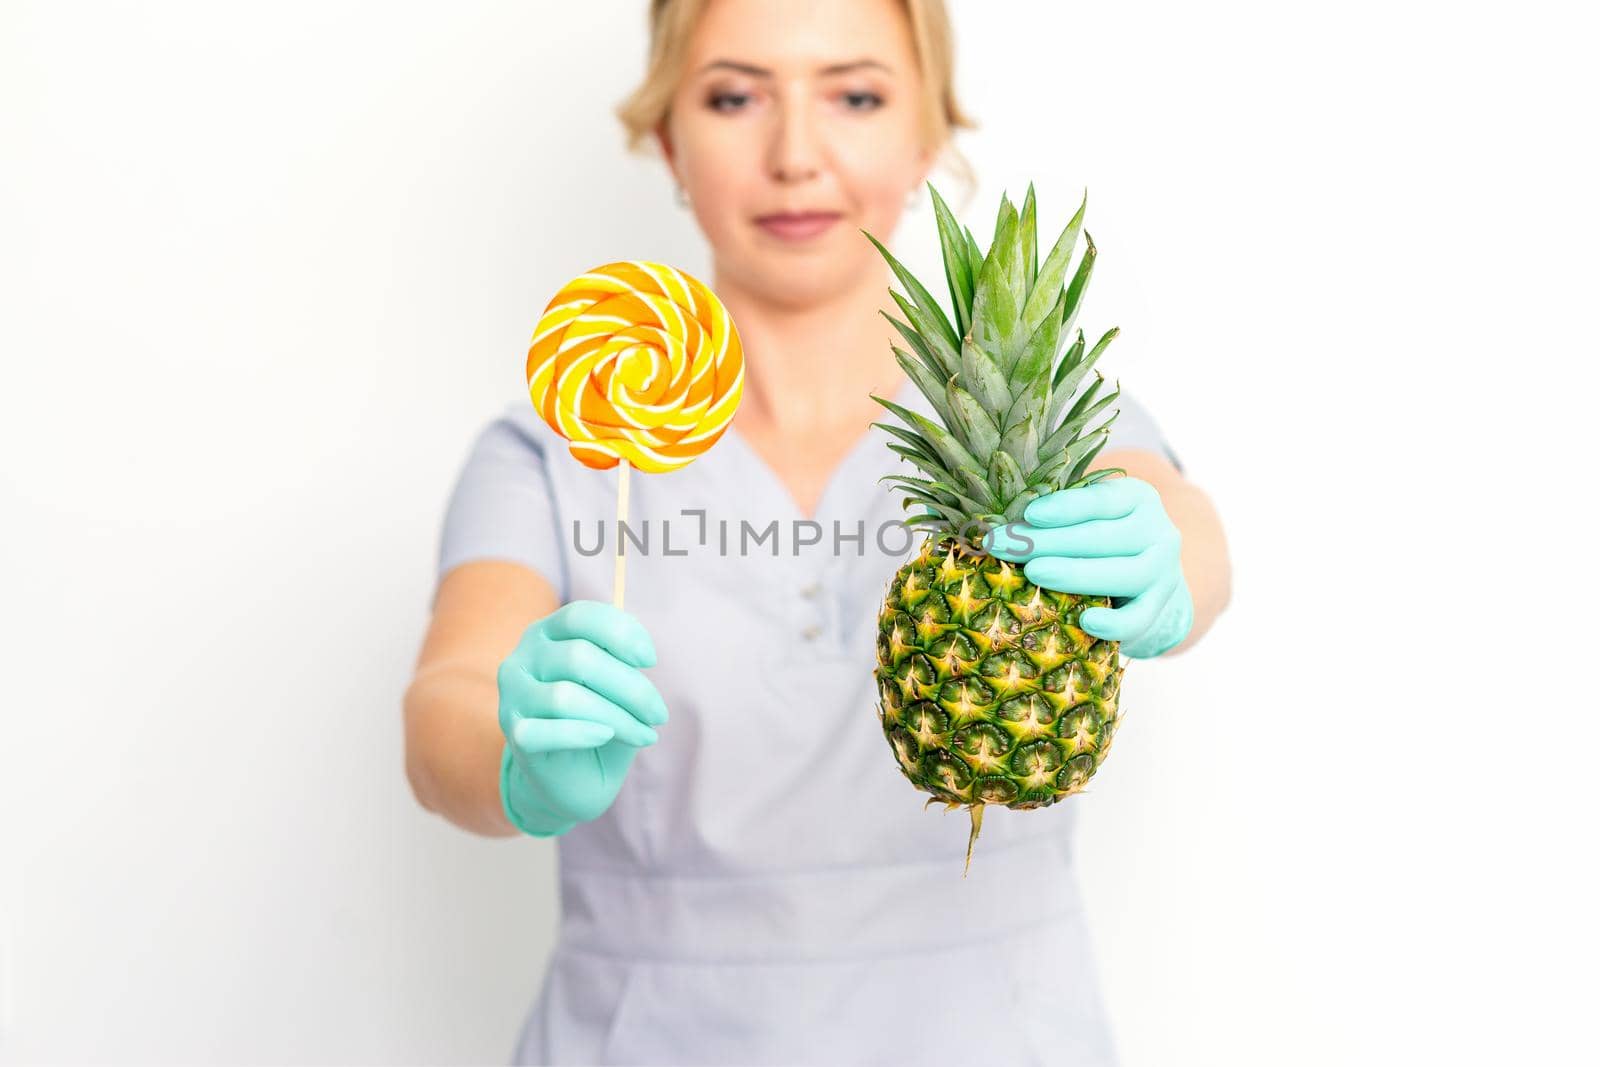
[3,1,1596,1063]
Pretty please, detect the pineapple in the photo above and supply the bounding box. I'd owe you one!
[864,182,1126,875]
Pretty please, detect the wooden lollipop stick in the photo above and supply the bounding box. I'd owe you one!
[613,460,630,609]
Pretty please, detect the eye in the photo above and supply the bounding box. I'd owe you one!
[842,91,885,112]
[709,91,752,112]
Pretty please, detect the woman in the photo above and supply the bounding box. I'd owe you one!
[405,0,1231,1062]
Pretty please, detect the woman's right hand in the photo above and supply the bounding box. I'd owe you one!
[497,601,669,836]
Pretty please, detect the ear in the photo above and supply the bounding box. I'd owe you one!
[654,123,677,176]
[914,138,939,187]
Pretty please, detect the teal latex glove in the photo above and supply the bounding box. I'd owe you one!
[497,601,669,837]
[983,477,1193,659]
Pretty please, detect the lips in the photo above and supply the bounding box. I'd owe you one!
[755,211,841,241]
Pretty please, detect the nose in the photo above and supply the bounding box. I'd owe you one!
[768,93,822,184]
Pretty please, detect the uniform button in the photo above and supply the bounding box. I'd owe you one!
[800,581,822,599]
[800,624,822,641]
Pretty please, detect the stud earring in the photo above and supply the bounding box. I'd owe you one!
[675,184,690,208]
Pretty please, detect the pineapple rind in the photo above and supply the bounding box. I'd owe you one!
[875,537,1123,814]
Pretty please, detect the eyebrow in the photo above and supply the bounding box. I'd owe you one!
[695,58,894,78]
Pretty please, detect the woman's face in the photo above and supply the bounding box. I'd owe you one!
[659,0,935,308]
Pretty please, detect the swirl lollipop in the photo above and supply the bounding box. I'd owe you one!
[526,261,744,604]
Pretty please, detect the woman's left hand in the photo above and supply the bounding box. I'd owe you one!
[982,477,1194,658]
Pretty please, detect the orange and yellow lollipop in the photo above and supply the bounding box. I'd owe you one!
[526,261,744,474]
[526,261,743,605]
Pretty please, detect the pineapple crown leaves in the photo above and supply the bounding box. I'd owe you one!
[863,180,1125,530]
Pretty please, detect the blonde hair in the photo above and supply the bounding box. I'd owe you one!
[615,0,979,207]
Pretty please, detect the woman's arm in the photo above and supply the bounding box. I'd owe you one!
[404,559,560,836]
[1097,448,1232,654]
